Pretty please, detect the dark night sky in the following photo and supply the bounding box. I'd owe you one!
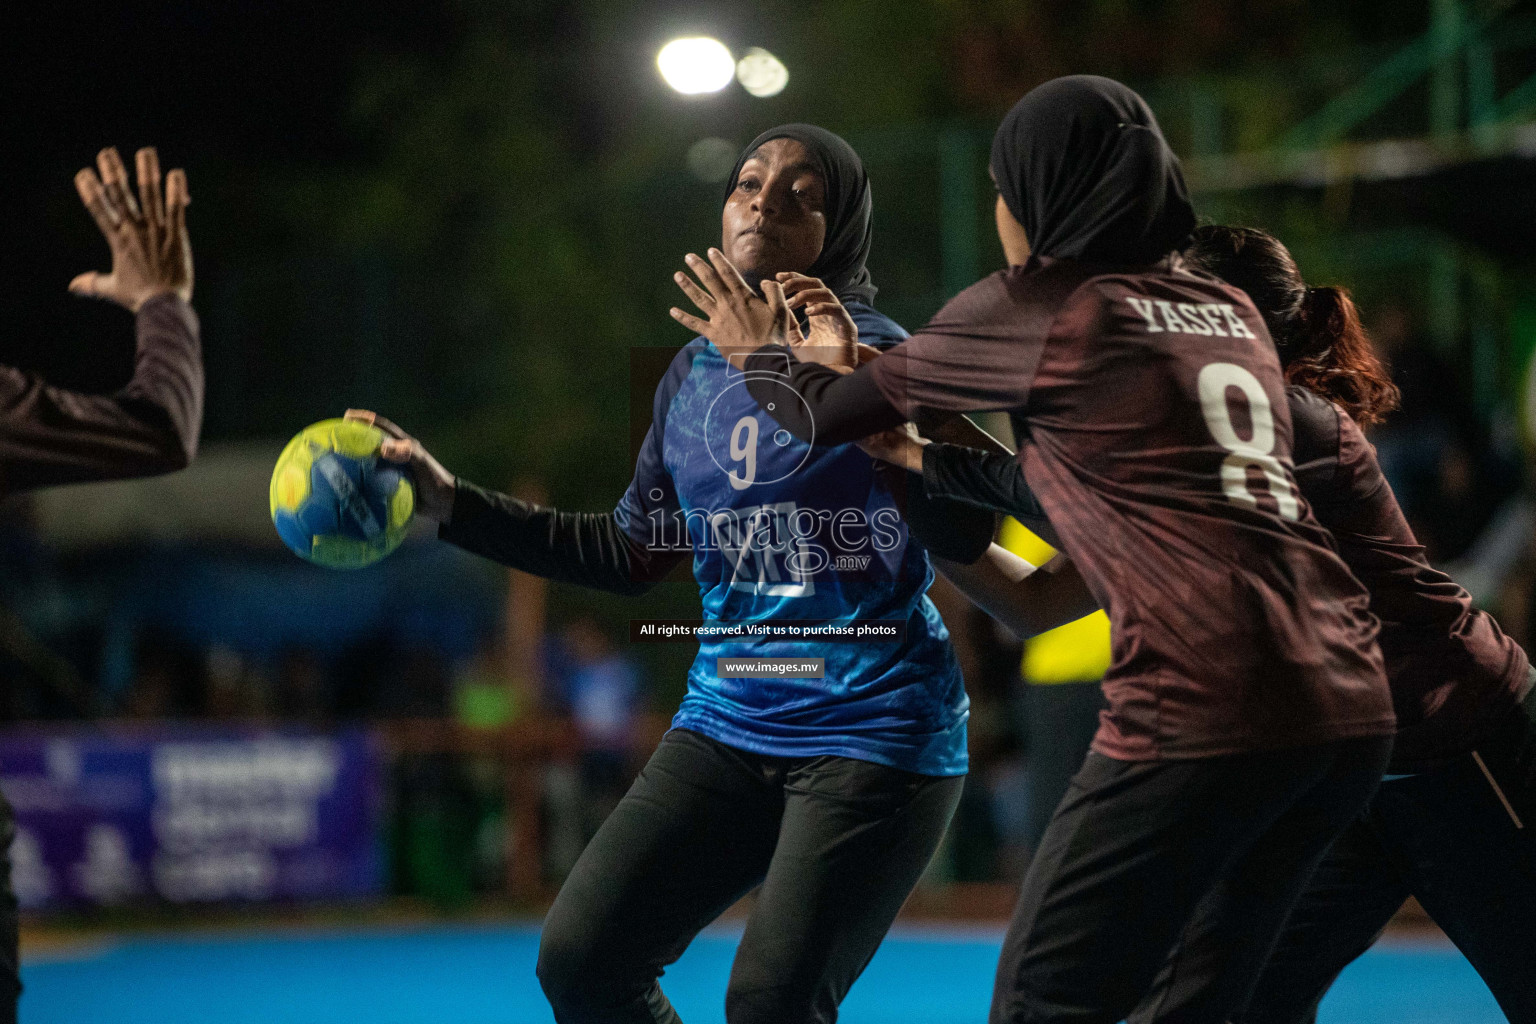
[9,2,1536,407]
[4,1,452,392]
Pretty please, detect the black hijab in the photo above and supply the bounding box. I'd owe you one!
[990,75,1195,264]
[724,124,877,305]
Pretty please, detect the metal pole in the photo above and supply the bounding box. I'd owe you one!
[1466,36,1497,151]
[1431,0,1464,141]
[1189,85,1222,159]
[939,127,980,299]
[1429,245,1461,355]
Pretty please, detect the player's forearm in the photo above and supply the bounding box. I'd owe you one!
[914,413,1007,455]
[439,480,677,596]
[933,546,1101,640]
[743,346,905,445]
[122,294,204,469]
[885,466,997,565]
[921,442,1036,516]
[921,442,1059,547]
[0,296,204,493]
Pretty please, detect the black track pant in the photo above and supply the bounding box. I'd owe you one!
[993,735,1392,1024]
[536,728,964,1024]
[1234,691,1536,1024]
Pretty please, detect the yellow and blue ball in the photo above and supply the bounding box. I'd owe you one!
[269,418,415,569]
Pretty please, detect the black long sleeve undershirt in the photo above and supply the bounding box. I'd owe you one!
[438,480,684,596]
[0,294,203,496]
[921,442,1060,548]
[443,472,995,577]
[739,346,998,563]
[742,346,905,445]
[440,344,999,579]
[889,467,998,565]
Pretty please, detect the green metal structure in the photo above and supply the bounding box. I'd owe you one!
[858,1,1536,422]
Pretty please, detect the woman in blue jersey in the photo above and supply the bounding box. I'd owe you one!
[347,125,1085,1024]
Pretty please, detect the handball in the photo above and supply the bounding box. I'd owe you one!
[269,418,415,568]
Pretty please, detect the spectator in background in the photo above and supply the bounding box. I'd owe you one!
[547,616,640,850]
[447,640,526,894]
[335,631,453,720]
[1369,307,1450,498]
[273,647,330,724]
[0,146,200,1024]
[991,519,1108,866]
[204,646,271,720]
[452,643,522,730]
[1370,302,1517,561]
[559,618,639,768]
[123,629,203,719]
[383,643,478,907]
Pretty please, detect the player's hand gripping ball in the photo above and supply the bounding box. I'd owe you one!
[269,418,414,568]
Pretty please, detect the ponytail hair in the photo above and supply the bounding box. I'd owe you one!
[1184,225,1400,428]
[1288,286,1400,428]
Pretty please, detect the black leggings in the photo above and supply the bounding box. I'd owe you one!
[1235,692,1536,1024]
[994,734,1392,1024]
[536,728,964,1024]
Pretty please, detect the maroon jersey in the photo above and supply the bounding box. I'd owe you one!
[0,294,202,497]
[868,256,1394,760]
[1290,387,1529,769]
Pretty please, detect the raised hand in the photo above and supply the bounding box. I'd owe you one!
[670,248,795,367]
[776,272,858,371]
[344,409,457,524]
[71,147,193,312]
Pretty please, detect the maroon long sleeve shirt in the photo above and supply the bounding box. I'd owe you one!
[0,293,203,498]
[748,256,1395,761]
[919,386,1529,771]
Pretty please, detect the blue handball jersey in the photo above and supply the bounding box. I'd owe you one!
[613,304,968,776]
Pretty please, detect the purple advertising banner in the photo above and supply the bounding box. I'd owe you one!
[0,726,383,910]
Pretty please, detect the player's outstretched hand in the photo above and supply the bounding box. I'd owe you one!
[344,409,457,524]
[671,248,794,367]
[775,272,858,372]
[858,422,927,473]
[71,147,193,312]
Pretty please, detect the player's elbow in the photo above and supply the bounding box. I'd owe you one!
[744,377,816,442]
[124,387,202,474]
[607,538,680,597]
[919,514,998,565]
[166,427,199,471]
[177,420,200,467]
[148,420,199,473]
[774,412,817,444]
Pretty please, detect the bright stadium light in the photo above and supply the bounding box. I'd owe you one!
[657,37,736,95]
[736,48,788,98]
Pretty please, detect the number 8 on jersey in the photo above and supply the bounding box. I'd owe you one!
[1197,362,1299,521]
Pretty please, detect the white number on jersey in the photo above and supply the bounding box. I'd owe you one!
[712,502,816,597]
[728,415,759,491]
[1197,362,1299,520]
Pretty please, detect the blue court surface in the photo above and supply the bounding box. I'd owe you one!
[21,923,1502,1024]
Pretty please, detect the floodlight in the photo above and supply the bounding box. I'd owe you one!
[657,37,736,95]
[737,48,788,98]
